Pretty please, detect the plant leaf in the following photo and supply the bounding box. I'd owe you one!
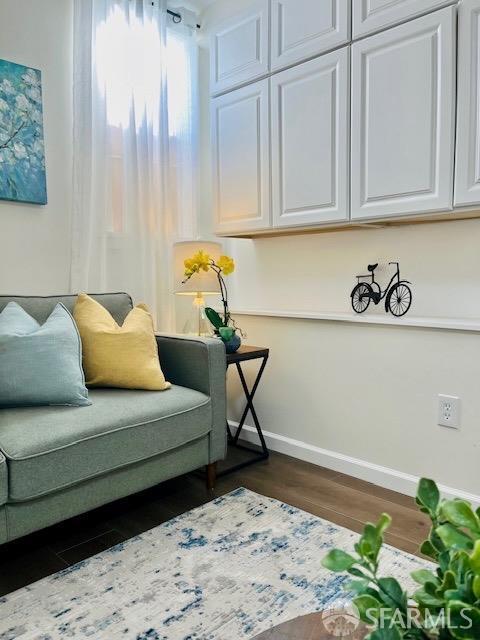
[441,500,480,534]
[436,570,456,595]
[438,550,452,574]
[469,539,480,573]
[367,628,402,640]
[445,589,464,601]
[204,307,224,330]
[353,594,383,624]
[420,539,438,559]
[413,587,444,607]
[451,550,471,582]
[322,549,356,572]
[348,566,371,579]
[377,577,407,610]
[430,529,447,553]
[424,580,440,596]
[473,575,480,599]
[411,569,440,586]
[436,524,474,551]
[360,523,382,561]
[447,601,480,639]
[348,579,370,593]
[376,513,392,536]
[417,478,440,516]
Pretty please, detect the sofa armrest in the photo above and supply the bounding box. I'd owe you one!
[155,334,227,463]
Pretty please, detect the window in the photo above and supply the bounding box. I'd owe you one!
[94,4,197,233]
[96,5,161,131]
[95,4,192,135]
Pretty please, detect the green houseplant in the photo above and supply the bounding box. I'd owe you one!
[182,249,244,352]
[322,479,480,639]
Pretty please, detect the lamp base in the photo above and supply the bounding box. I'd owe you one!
[181,294,213,337]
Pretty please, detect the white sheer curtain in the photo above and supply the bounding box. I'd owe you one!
[71,0,198,329]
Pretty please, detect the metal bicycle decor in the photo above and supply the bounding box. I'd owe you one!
[350,262,413,317]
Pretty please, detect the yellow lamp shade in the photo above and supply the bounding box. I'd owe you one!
[173,241,222,296]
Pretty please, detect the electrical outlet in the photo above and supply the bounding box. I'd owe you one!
[438,395,460,429]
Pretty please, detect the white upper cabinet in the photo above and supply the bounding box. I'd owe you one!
[209,0,269,95]
[270,0,350,71]
[455,0,480,207]
[352,0,455,39]
[211,80,271,233]
[271,48,349,227]
[351,7,455,220]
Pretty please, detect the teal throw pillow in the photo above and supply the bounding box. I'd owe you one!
[0,302,91,407]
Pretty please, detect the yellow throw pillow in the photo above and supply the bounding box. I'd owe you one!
[74,293,170,391]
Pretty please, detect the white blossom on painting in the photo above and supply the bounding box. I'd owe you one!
[0,59,47,204]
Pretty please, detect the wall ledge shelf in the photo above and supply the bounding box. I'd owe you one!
[227,309,480,333]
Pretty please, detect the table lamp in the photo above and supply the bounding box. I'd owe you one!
[173,240,222,336]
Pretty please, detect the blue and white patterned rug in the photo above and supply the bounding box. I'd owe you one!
[0,488,426,639]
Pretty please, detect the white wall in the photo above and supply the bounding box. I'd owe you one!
[0,0,73,295]
[199,0,480,498]
[226,222,480,319]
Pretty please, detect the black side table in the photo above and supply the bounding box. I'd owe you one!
[218,345,270,477]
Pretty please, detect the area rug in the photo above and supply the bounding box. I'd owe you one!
[0,487,427,640]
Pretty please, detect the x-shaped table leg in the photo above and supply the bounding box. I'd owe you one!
[232,356,269,455]
[218,353,270,477]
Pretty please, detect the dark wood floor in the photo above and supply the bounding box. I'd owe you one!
[0,446,430,597]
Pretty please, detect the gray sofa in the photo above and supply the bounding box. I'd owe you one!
[0,293,226,545]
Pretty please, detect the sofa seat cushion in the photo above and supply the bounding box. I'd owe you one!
[0,452,7,506]
[0,386,211,502]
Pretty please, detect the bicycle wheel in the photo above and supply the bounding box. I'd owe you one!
[387,283,412,317]
[351,283,371,314]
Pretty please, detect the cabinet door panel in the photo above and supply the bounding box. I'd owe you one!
[272,49,349,227]
[210,0,269,95]
[353,0,454,39]
[212,81,270,233]
[271,0,350,71]
[351,7,455,220]
[455,0,480,207]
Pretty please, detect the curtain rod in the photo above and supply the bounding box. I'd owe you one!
[144,3,201,29]
[166,8,201,29]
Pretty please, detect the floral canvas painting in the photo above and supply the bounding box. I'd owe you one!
[0,59,47,204]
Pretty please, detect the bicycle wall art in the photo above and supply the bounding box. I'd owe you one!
[350,262,413,317]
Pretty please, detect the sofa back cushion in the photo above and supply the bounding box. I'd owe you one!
[74,293,170,391]
[0,293,133,326]
[0,302,91,407]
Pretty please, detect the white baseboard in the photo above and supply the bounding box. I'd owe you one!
[230,420,480,507]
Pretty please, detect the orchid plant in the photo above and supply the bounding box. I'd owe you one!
[183,250,243,339]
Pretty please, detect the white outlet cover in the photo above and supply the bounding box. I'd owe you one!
[438,394,460,429]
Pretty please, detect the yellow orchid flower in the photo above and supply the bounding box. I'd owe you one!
[184,250,211,277]
[217,255,235,276]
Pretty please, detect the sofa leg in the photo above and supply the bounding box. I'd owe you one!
[206,462,217,492]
